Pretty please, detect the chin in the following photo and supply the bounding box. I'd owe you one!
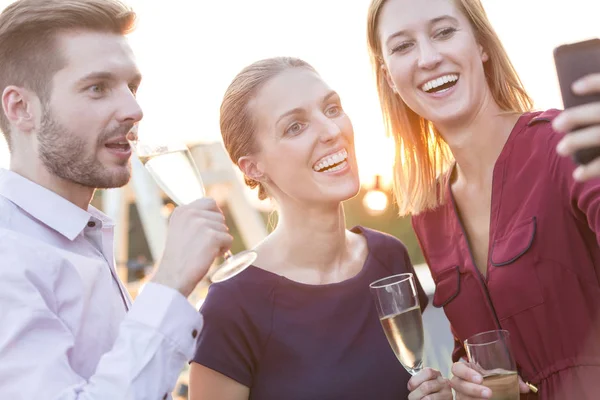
[108,169,132,188]
[348,182,361,200]
[90,165,132,189]
[332,182,361,203]
[105,175,131,189]
[425,102,475,126]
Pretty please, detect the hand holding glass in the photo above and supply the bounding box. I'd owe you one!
[370,273,424,375]
[464,330,519,400]
[129,135,257,283]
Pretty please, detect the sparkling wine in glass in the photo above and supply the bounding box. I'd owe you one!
[131,137,257,283]
[464,330,520,400]
[370,273,424,375]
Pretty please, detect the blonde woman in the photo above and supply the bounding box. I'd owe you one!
[367,0,600,399]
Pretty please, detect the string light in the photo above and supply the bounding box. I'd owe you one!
[363,175,389,215]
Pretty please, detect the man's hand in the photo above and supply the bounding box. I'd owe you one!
[151,198,233,297]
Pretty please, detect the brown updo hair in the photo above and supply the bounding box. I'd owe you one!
[220,56,317,200]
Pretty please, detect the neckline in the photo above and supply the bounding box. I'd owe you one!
[444,111,532,278]
[244,226,374,290]
[446,111,532,192]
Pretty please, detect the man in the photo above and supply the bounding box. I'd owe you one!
[0,1,232,398]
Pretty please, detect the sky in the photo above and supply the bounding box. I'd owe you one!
[0,0,598,189]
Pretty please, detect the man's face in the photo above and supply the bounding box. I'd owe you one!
[38,30,143,189]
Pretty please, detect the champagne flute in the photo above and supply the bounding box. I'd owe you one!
[129,135,257,283]
[370,273,424,375]
[464,330,520,400]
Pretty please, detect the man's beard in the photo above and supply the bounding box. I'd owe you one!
[37,107,132,189]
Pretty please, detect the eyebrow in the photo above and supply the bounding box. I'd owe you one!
[276,90,339,125]
[77,71,143,87]
[385,15,459,46]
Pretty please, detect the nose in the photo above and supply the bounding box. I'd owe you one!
[417,39,443,70]
[318,115,343,143]
[116,85,144,125]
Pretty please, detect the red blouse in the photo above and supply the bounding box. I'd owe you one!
[412,110,600,399]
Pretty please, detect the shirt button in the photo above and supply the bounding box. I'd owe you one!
[162,393,168,400]
[192,329,198,339]
[87,221,96,228]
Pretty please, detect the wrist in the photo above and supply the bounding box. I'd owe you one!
[150,270,192,298]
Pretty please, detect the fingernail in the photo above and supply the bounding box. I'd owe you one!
[573,79,586,93]
[553,116,565,132]
[481,388,492,398]
[472,374,483,384]
[574,167,584,181]
[556,140,569,155]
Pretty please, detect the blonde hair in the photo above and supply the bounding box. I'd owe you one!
[220,57,316,200]
[0,0,136,150]
[367,0,533,215]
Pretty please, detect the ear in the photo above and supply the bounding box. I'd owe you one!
[380,63,397,93]
[238,155,265,182]
[479,44,489,63]
[2,86,39,134]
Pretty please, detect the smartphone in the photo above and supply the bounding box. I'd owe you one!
[554,38,600,165]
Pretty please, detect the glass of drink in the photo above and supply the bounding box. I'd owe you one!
[464,330,519,400]
[369,273,424,375]
[129,135,257,283]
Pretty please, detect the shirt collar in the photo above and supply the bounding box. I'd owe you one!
[0,169,114,240]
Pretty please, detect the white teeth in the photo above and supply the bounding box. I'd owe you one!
[313,149,348,172]
[326,161,347,172]
[421,74,459,92]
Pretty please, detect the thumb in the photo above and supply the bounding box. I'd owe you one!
[518,376,531,394]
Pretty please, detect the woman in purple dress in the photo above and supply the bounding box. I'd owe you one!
[366,0,600,398]
[188,57,453,400]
